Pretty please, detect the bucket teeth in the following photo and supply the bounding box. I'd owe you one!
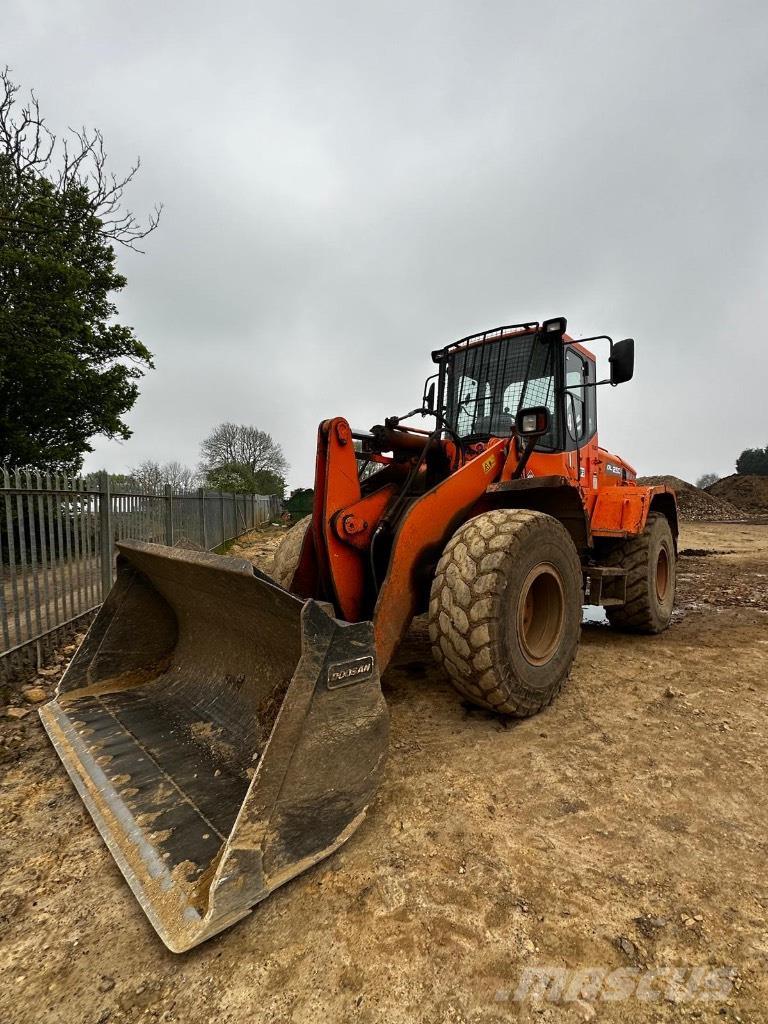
[40,540,388,952]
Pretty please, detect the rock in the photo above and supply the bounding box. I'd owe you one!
[6,707,31,719]
[634,913,668,937]
[573,999,596,1020]
[22,686,48,704]
[617,936,636,957]
[0,892,22,921]
[98,976,115,993]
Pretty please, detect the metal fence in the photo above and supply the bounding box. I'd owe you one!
[1,469,282,682]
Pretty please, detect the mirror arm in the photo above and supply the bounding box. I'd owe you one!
[511,435,539,480]
[565,378,611,389]
[563,334,613,348]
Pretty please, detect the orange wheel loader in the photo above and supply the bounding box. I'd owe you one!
[41,316,677,951]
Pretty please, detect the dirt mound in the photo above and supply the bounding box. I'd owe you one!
[636,475,743,521]
[706,474,768,514]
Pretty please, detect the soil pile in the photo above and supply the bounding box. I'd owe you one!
[706,474,768,514]
[637,475,742,521]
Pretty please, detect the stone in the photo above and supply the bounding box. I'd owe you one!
[617,936,636,957]
[22,687,48,704]
[5,707,31,719]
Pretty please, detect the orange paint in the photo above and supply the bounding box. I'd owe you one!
[295,326,677,669]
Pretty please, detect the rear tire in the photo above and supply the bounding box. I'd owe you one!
[270,517,311,590]
[429,509,582,717]
[603,511,675,633]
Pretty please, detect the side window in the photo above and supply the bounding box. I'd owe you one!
[565,350,596,446]
[585,358,596,436]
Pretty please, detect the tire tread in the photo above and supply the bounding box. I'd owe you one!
[429,509,581,717]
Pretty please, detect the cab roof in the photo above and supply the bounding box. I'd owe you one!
[432,321,596,363]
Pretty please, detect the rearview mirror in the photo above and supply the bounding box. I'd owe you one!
[610,338,634,385]
[425,381,436,413]
[515,406,551,437]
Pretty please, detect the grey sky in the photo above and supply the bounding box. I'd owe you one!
[7,0,768,488]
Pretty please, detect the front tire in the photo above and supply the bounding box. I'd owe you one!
[429,509,582,717]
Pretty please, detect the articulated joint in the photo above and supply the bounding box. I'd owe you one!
[340,513,368,536]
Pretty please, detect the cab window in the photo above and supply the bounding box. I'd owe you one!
[565,349,596,447]
[454,375,491,435]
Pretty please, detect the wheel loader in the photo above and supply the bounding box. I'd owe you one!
[40,316,678,951]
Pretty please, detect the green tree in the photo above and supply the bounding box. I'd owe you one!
[204,461,285,497]
[83,470,137,493]
[736,446,768,476]
[695,473,719,489]
[200,423,288,496]
[0,69,160,472]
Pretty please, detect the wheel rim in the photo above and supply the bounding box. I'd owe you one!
[655,546,670,601]
[516,563,566,666]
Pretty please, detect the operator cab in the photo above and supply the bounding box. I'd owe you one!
[430,317,633,452]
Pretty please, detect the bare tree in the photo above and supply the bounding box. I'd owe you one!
[0,67,161,251]
[200,423,288,478]
[163,460,199,491]
[129,460,165,493]
[128,459,199,492]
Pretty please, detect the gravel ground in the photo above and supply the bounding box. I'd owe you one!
[1,521,768,1024]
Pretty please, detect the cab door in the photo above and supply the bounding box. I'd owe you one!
[564,347,598,506]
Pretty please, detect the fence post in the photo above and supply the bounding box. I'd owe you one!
[98,471,113,599]
[164,485,174,546]
[198,488,208,549]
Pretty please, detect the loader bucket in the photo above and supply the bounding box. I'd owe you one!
[39,540,388,952]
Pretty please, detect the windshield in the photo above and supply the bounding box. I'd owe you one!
[442,332,557,445]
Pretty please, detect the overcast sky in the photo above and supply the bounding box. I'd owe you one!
[7,0,768,488]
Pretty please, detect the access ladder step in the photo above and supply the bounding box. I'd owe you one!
[582,566,627,607]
